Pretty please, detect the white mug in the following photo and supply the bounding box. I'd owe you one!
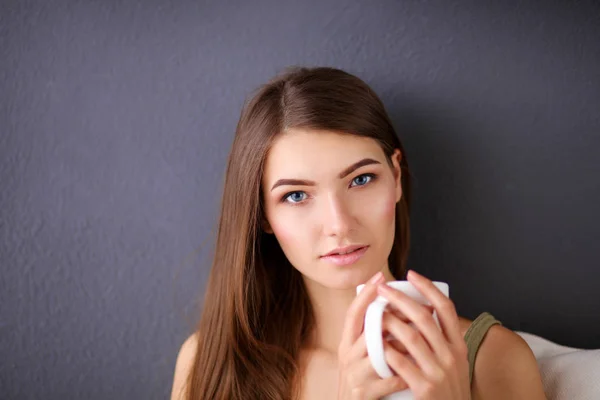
[356,280,450,400]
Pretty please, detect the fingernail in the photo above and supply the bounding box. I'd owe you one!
[408,270,421,279]
[369,272,383,284]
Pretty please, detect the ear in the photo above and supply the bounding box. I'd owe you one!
[391,149,403,203]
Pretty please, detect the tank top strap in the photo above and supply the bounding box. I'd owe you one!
[463,312,502,386]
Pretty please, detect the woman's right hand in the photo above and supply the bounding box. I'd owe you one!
[336,271,410,399]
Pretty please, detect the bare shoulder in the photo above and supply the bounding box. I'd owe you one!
[465,319,547,400]
[170,333,199,400]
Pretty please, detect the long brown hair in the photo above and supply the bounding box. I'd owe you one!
[184,66,412,399]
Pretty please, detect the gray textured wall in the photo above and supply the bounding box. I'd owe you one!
[1,0,599,399]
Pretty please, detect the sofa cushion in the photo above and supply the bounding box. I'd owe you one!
[516,331,600,400]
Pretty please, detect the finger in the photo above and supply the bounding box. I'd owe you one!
[386,305,433,322]
[382,313,411,354]
[382,301,434,355]
[385,335,409,355]
[349,356,382,382]
[377,283,451,361]
[344,332,368,363]
[364,376,408,399]
[340,272,385,349]
[383,309,444,379]
[407,270,463,346]
[383,340,426,393]
[383,340,417,369]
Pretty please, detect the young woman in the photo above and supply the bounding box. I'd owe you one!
[171,66,546,399]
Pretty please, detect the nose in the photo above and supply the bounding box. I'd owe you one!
[321,192,354,237]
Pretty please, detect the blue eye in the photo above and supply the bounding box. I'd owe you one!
[280,173,377,205]
[283,191,307,204]
[351,173,376,187]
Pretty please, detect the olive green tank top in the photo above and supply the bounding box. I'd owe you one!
[463,312,502,386]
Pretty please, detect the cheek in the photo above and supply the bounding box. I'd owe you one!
[368,187,397,224]
[271,222,294,244]
[382,194,397,219]
[368,189,397,264]
[269,212,309,256]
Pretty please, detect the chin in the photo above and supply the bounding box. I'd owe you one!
[322,267,380,291]
[298,254,387,290]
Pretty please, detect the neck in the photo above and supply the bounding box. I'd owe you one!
[302,266,396,355]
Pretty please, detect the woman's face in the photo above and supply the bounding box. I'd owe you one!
[261,128,402,290]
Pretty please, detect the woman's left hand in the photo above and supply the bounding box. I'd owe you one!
[377,270,471,400]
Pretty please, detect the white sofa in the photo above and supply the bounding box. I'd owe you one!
[515,331,600,400]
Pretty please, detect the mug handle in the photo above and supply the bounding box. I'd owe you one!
[364,301,416,400]
[364,299,394,378]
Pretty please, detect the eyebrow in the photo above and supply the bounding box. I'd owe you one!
[270,158,382,192]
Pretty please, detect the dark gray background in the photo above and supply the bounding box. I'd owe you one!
[1,0,599,398]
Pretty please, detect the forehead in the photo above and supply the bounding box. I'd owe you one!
[263,128,385,183]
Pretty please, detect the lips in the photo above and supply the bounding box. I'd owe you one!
[320,245,369,266]
[322,244,367,257]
